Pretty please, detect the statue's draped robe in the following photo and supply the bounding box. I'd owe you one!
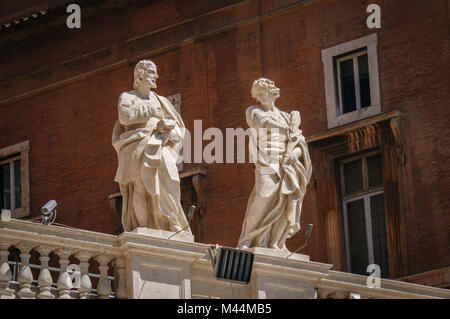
[238,105,312,250]
[112,91,191,233]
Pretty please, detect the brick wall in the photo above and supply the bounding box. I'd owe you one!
[0,0,448,277]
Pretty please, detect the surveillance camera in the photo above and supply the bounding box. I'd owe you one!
[41,200,57,225]
[41,200,57,215]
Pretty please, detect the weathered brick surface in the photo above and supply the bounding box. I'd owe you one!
[0,0,448,277]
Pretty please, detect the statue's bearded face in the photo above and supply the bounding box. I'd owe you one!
[136,65,159,89]
[133,60,159,92]
[252,78,280,105]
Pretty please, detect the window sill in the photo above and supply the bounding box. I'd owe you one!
[328,104,381,129]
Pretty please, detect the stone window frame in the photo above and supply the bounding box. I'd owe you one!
[322,33,381,129]
[339,150,389,278]
[0,141,30,219]
[307,110,407,279]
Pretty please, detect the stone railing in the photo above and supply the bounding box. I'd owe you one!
[1,218,449,299]
[0,219,123,299]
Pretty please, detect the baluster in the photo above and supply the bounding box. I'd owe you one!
[56,251,73,299]
[37,247,54,299]
[0,242,14,299]
[96,256,112,299]
[114,258,127,299]
[77,253,92,299]
[16,244,36,299]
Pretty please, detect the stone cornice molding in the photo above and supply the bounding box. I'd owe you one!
[306,110,405,143]
[1,218,449,299]
[307,110,407,166]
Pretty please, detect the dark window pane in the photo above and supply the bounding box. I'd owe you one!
[367,154,383,187]
[343,159,363,194]
[358,54,371,108]
[340,59,357,113]
[2,163,11,210]
[14,160,21,209]
[346,199,369,275]
[370,193,389,278]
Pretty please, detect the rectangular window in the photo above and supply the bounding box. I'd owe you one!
[336,50,372,115]
[321,33,381,128]
[0,156,21,211]
[341,152,389,278]
[0,141,29,218]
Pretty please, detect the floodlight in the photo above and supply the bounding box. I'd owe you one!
[168,205,196,239]
[287,224,313,258]
[214,246,254,284]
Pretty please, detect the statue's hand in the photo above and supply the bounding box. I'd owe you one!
[298,135,306,143]
[284,148,302,165]
[168,128,181,143]
[283,153,295,165]
[292,147,302,159]
[157,119,176,133]
[286,126,294,139]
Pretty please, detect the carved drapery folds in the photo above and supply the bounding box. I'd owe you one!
[108,167,208,237]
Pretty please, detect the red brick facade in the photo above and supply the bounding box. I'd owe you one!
[0,0,448,285]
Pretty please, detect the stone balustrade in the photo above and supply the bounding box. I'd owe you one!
[1,218,449,299]
[0,219,119,299]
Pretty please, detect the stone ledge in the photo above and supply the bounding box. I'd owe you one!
[306,110,405,143]
[131,227,194,243]
[249,247,310,261]
[1,219,449,299]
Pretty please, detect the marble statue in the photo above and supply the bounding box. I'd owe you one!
[112,60,191,234]
[238,78,312,250]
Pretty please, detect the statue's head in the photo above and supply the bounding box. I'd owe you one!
[133,60,158,91]
[251,78,280,106]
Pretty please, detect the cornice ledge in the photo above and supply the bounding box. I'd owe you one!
[306,110,405,143]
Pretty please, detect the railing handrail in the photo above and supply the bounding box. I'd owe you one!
[2,217,450,299]
[0,218,120,257]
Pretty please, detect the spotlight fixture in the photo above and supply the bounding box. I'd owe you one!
[287,224,313,258]
[208,244,219,269]
[187,205,196,221]
[41,200,57,225]
[168,205,196,239]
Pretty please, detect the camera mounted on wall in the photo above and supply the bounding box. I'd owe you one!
[40,200,57,225]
